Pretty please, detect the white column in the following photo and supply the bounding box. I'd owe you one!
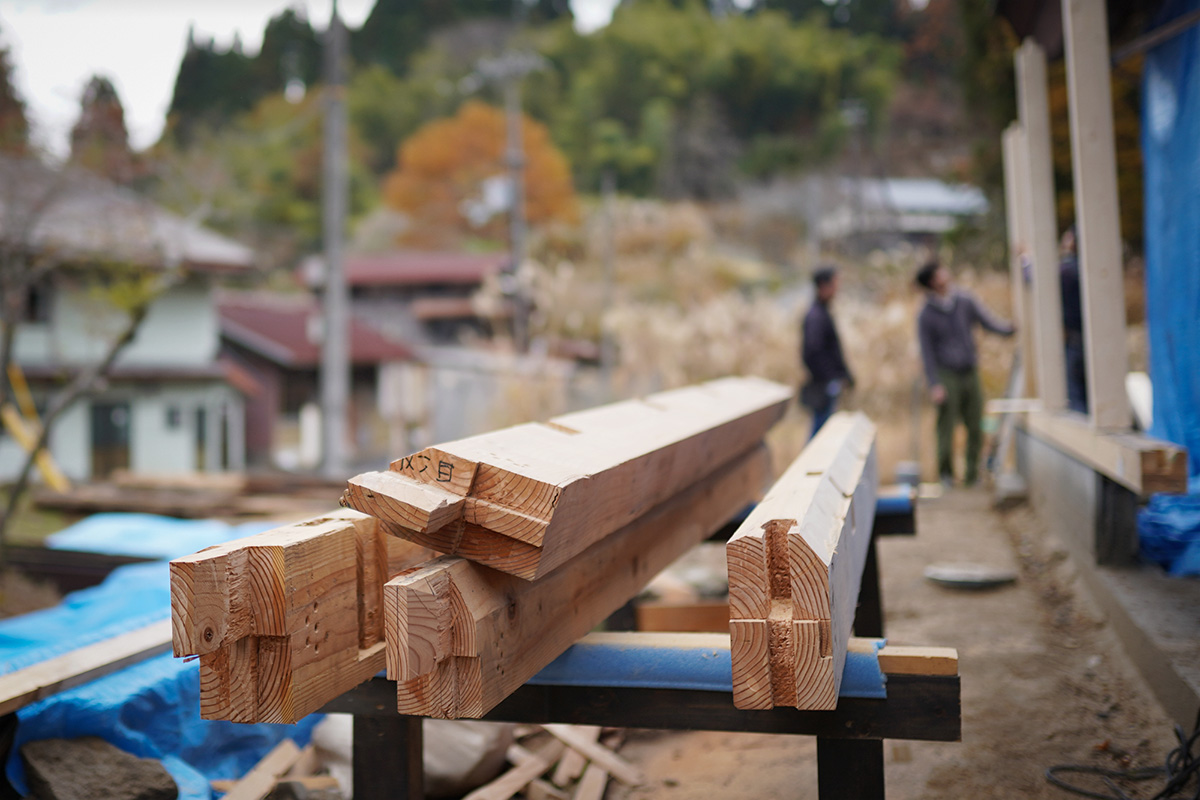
[225,399,246,471]
[1001,124,1033,397]
[1014,40,1067,411]
[1062,0,1132,430]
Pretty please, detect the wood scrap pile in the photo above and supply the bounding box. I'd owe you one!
[170,377,792,722]
[465,725,641,800]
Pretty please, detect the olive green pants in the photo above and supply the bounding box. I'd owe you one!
[936,367,983,484]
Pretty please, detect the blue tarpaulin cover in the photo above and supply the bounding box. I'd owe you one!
[45,513,275,560]
[1139,0,1200,575]
[1,525,317,799]
[1144,0,1200,481]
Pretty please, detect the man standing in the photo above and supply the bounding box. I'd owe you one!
[801,265,854,437]
[1059,226,1088,413]
[915,261,1015,486]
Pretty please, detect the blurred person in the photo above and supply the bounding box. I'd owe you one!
[915,261,1015,486]
[800,265,854,438]
[1059,226,1088,413]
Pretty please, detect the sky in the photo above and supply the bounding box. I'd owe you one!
[0,0,622,157]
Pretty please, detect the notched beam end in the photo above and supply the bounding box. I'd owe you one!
[344,470,467,534]
[385,567,455,682]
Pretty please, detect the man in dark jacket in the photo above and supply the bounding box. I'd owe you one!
[916,261,1015,486]
[1059,226,1088,413]
[801,265,854,437]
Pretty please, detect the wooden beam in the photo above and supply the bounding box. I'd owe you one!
[1062,0,1132,430]
[463,741,565,800]
[541,725,644,786]
[727,412,878,711]
[550,725,598,786]
[1015,40,1068,411]
[220,739,303,800]
[169,509,436,723]
[1021,410,1188,495]
[344,377,790,580]
[1001,124,1034,397]
[384,445,771,719]
[0,620,171,716]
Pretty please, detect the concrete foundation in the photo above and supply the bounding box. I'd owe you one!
[1017,428,1200,729]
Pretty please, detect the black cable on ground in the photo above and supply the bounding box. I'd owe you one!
[1046,709,1200,800]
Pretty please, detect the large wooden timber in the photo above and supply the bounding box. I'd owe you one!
[384,444,771,719]
[169,509,436,723]
[342,377,791,580]
[727,412,878,711]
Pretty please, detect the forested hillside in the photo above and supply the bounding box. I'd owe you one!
[141,0,987,263]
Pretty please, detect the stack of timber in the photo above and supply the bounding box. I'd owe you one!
[342,376,792,580]
[727,411,879,710]
[384,445,770,718]
[169,509,437,723]
[466,725,640,800]
[170,377,788,722]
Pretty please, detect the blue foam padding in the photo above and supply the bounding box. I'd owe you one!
[45,512,275,560]
[875,488,913,517]
[529,636,887,699]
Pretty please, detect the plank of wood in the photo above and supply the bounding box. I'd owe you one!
[551,726,600,787]
[1021,410,1188,495]
[1015,39,1068,411]
[170,509,435,723]
[635,599,730,633]
[727,412,878,711]
[875,645,958,676]
[0,619,172,716]
[210,775,339,793]
[283,744,320,779]
[463,741,566,800]
[220,739,303,800]
[542,725,644,786]
[385,445,771,718]
[345,376,790,580]
[526,778,568,800]
[574,761,610,800]
[1061,0,1132,430]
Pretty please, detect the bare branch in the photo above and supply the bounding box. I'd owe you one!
[0,297,154,560]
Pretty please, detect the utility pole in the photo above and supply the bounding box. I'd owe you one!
[478,1,543,353]
[600,168,617,396]
[320,1,349,478]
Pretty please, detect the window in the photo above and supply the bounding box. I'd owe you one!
[21,280,52,324]
[165,406,182,429]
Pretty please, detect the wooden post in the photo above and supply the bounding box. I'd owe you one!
[1001,124,1034,397]
[1014,40,1067,411]
[353,715,423,800]
[1061,0,1132,430]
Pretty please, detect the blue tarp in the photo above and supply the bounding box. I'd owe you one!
[45,513,275,560]
[1144,0,1200,482]
[1,540,317,798]
[1140,0,1200,574]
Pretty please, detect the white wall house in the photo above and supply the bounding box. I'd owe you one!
[0,156,255,482]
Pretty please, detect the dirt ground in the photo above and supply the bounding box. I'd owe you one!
[606,488,1182,800]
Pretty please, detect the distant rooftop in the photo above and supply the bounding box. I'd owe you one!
[0,155,254,273]
[217,292,413,368]
[300,251,510,288]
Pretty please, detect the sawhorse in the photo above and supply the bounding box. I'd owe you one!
[321,486,953,800]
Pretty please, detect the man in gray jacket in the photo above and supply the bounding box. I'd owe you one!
[916,261,1015,486]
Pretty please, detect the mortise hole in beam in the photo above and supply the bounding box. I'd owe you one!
[764,519,795,603]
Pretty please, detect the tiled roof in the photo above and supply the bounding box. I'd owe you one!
[300,251,510,287]
[217,293,412,368]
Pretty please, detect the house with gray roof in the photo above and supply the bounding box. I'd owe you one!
[0,155,257,481]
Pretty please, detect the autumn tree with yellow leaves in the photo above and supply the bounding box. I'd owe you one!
[382,101,578,248]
